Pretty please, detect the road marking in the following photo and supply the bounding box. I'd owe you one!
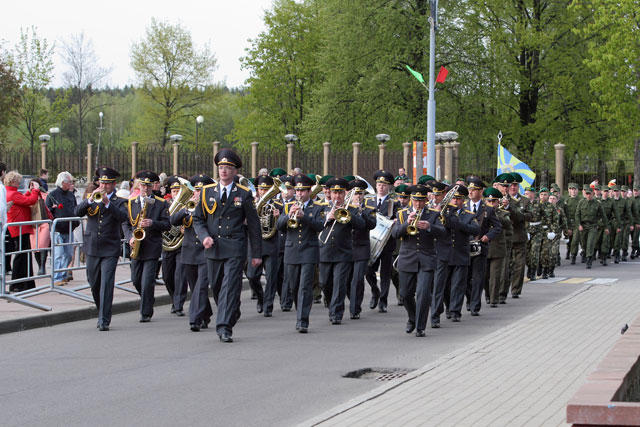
[585,278,618,284]
[558,278,592,284]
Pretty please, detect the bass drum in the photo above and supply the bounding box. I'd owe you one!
[369,214,394,266]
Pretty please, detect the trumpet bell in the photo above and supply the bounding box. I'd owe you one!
[406,225,419,236]
[92,192,102,203]
[335,208,351,224]
[287,218,299,228]
[186,200,197,212]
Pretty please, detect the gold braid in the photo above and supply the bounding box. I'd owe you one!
[128,199,141,226]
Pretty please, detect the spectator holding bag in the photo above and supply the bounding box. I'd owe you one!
[29,178,52,275]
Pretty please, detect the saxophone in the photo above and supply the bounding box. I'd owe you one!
[130,197,154,260]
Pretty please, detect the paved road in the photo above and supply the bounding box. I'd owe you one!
[1,256,634,427]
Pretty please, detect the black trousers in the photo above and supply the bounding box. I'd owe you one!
[467,253,487,312]
[287,263,316,328]
[277,252,293,309]
[172,261,187,311]
[185,263,213,326]
[247,253,279,314]
[399,269,434,331]
[320,261,351,321]
[207,257,244,337]
[161,249,181,306]
[86,255,118,327]
[350,259,368,315]
[9,234,35,292]
[431,259,449,322]
[365,250,393,305]
[131,258,159,317]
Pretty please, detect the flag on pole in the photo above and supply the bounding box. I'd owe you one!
[405,65,425,84]
[436,66,448,84]
[497,143,535,194]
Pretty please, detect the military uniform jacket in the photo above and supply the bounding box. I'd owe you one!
[444,207,481,266]
[487,209,510,259]
[76,194,128,257]
[575,198,608,230]
[352,199,377,262]
[624,197,635,225]
[250,199,282,259]
[171,208,205,265]
[319,202,366,263]
[375,194,399,253]
[469,200,502,257]
[634,196,640,224]
[123,195,171,261]
[276,199,324,264]
[278,196,295,254]
[392,208,445,272]
[540,201,560,234]
[599,198,617,230]
[506,195,530,243]
[193,182,262,260]
[564,196,581,230]
[611,198,629,228]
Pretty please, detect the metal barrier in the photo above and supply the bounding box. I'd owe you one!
[3,217,136,311]
[1,219,53,311]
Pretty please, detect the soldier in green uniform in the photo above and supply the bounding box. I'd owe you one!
[575,186,608,269]
[525,188,544,280]
[549,193,567,277]
[622,185,635,260]
[565,183,581,264]
[611,186,629,263]
[538,188,559,279]
[507,173,533,298]
[597,187,617,266]
[632,185,640,258]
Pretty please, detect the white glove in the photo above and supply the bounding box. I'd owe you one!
[547,232,556,240]
[527,233,530,240]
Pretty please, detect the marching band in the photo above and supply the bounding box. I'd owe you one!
[76,148,640,342]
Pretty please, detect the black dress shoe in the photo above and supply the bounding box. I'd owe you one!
[140,315,151,323]
[313,296,322,304]
[282,307,291,312]
[499,300,506,304]
[490,303,498,308]
[264,312,272,317]
[330,319,342,325]
[257,303,263,314]
[512,294,519,299]
[431,321,440,328]
[445,311,452,319]
[190,324,200,332]
[397,296,404,306]
[350,314,360,320]
[298,326,308,333]
[170,308,177,314]
[470,310,479,316]
[415,330,426,337]
[99,325,109,331]
[405,321,415,334]
[219,333,233,343]
[452,315,461,322]
[201,319,210,329]
[378,304,387,313]
[175,310,185,317]
[369,295,379,310]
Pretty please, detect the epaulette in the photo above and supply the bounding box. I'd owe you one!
[314,200,328,206]
[365,198,376,209]
[272,199,283,207]
[236,183,249,192]
[398,208,408,224]
[154,195,166,203]
[429,207,439,212]
[348,204,359,209]
[203,183,216,190]
[464,209,474,214]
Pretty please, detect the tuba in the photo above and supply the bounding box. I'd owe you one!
[131,197,155,259]
[256,177,282,239]
[162,178,194,252]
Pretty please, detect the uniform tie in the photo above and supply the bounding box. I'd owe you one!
[221,188,227,205]
[377,198,382,211]
[473,203,477,213]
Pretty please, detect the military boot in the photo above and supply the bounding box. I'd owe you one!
[556,254,561,267]
[631,247,637,259]
[586,257,592,269]
[614,251,621,264]
[570,255,576,265]
[581,251,586,263]
[549,267,555,278]
[565,248,570,260]
[542,268,549,280]
[536,265,542,277]
[601,254,608,266]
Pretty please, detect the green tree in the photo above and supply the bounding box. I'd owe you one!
[574,0,640,185]
[130,18,218,149]
[233,0,323,152]
[0,54,20,142]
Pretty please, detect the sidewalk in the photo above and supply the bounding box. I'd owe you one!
[304,277,640,426]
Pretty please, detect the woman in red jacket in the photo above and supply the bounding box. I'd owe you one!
[5,171,40,292]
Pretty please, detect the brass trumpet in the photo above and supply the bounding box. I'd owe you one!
[287,198,303,228]
[406,208,423,236]
[186,200,197,213]
[90,191,103,203]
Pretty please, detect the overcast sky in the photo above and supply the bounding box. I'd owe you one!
[1,0,276,89]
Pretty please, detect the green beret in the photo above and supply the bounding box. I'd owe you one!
[395,184,409,196]
[343,175,355,183]
[269,168,287,177]
[319,175,334,186]
[525,187,535,192]
[495,173,514,185]
[510,172,523,183]
[417,175,435,185]
[483,187,503,200]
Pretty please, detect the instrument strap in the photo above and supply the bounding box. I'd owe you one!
[128,198,141,226]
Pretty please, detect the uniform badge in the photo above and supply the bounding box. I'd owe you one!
[233,196,242,207]
[209,198,215,201]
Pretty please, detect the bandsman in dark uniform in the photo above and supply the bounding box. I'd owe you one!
[163,175,188,316]
[390,184,411,304]
[170,174,215,332]
[443,186,480,322]
[278,174,296,310]
[247,175,283,317]
[430,182,453,327]
[319,177,365,324]
[466,177,502,314]
[348,179,377,319]
[123,170,171,322]
[392,185,445,337]
[76,167,128,331]
[192,149,262,343]
[276,174,324,332]
[366,170,398,313]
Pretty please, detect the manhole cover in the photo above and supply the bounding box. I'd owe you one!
[343,368,414,381]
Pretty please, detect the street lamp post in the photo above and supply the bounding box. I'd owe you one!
[95,112,104,168]
[170,134,183,175]
[196,115,204,171]
[49,127,59,171]
[376,134,390,170]
[39,134,50,172]
[426,0,439,176]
